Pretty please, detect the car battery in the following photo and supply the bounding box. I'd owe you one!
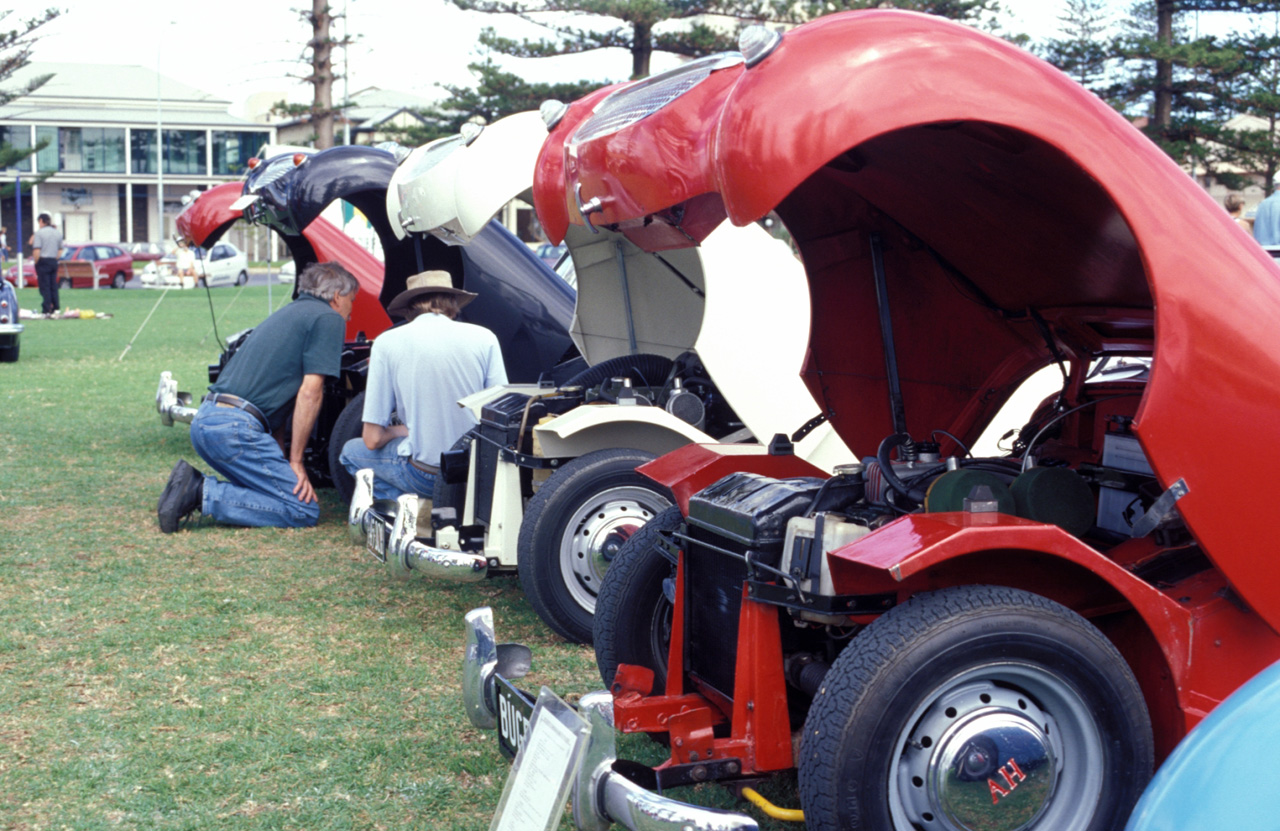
[687,472,828,567]
[1096,431,1154,536]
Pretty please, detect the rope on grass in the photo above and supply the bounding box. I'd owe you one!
[118,287,171,361]
[199,282,248,346]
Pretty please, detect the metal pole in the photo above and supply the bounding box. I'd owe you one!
[156,35,164,245]
[342,0,351,145]
[15,172,23,286]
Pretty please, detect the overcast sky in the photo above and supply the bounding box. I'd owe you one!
[0,1,1262,119]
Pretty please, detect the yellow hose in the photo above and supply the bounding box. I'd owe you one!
[741,787,805,822]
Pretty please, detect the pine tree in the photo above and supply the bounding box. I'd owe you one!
[0,8,61,197]
[387,58,603,145]
[1040,0,1113,91]
[452,0,1004,82]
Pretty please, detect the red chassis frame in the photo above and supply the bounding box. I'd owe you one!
[612,444,1280,773]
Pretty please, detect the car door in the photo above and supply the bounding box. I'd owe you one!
[99,246,130,280]
[205,244,233,285]
[74,246,97,288]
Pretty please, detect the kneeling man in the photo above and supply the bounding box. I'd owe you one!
[157,262,358,531]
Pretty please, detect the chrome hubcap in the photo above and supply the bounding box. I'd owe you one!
[559,486,670,613]
[892,665,1102,831]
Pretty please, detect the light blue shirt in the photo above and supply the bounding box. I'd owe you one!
[362,313,507,466]
[1254,191,1280,246]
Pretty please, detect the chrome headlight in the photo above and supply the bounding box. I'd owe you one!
[571,52,743,146]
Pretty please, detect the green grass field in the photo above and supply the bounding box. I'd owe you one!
[0,285,799,831]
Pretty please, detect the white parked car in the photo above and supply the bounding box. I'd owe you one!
[141,242,249,288]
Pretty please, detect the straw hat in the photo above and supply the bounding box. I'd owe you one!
[386,270,477,317]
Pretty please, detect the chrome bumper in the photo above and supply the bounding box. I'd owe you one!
[463,607,759,831]
[156,371,198,426]
[348,471,488,582]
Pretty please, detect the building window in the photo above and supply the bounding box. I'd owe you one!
[57,127,126,173]
[0,126,33,172]
[131,129,207,175]
[36,125,56,172]
[212,131,269,175]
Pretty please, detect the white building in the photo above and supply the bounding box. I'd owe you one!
[0,62,274,248]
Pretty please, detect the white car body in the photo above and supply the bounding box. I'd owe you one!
[358,112,851,578]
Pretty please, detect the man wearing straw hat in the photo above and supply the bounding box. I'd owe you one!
[339,269,506,499]
[156,262,358,532]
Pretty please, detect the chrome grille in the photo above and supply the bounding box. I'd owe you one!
[571,53,742,145]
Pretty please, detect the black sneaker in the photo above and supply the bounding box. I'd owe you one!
[158,460,205,533]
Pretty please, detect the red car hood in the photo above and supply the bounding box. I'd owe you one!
[174,182,390,341]
[534,10,1280,631]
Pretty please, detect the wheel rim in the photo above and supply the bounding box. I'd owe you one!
[890,663,1103,831]
[645,587,673,682]
[558,485,670,614]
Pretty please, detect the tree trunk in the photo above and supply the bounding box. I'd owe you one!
[311,0,335,149]
[631,21,652,79]
[1154,0,1174,127]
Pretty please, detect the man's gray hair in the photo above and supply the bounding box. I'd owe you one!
[298,262,359,301]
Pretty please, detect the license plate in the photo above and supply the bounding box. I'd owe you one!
[365,514,388,563]
[496,676,535,760]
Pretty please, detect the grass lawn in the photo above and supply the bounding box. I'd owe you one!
[0,286,798,831]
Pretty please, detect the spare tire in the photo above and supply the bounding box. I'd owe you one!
[563,353,673,393]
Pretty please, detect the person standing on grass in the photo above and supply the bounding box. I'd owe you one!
[157,262,358,532]
[338,270,507,500]
[30,213,62,316]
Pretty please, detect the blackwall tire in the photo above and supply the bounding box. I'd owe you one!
[430,434,473,520]
[797,585,1153,831]
[328,391,365,506]
[593,505,682,691]
[0,343,17,362]
[236,271,248,286]
[517,448,673,644]
[112,271,126,289]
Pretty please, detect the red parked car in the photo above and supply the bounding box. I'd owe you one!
[57,243,135,289]
[5,243,137,289]
[3,260,34,287]
[464,10,1280,831]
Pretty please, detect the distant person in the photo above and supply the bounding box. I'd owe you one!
[1225,194,1252,234]
[1254,176,1280,245]
[0,225,9,262]
[156,262,358,532]
[339,270,507,500]
[175,240,197,280]
[30,213,63,316]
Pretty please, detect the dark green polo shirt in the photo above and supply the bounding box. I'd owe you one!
[209,294,345,430]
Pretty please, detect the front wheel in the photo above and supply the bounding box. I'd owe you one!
[517,448,673,644]
[236,270,248,286]
[798,585,1153,831]
[112,271,126,289]
[593,505,682,691]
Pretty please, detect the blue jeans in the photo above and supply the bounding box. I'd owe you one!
[339,436,437,501]
[189,400,320,528]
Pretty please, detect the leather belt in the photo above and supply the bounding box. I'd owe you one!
[410,458,440,475]
[203,393,270,431]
